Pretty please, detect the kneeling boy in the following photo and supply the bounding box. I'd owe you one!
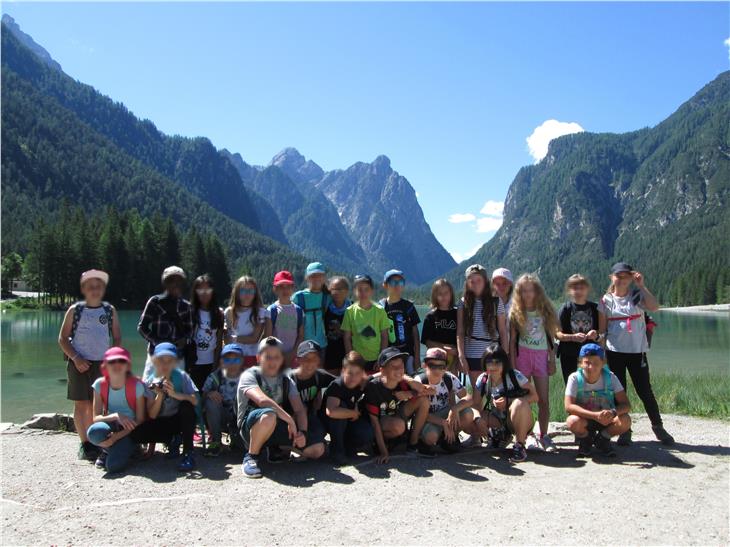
[203,343,245,457]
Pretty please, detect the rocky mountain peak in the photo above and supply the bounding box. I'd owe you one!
[2,15,62,72]
[270,147,324,184]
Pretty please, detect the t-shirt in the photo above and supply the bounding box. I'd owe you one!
[519,310,548,350]
[565,370,624,411]
[146,370,199,418]
[598,292,648,354]
[363,377,411,418]
[381,298,421,356]
[557,301,599,358]
[341,302,391,362]
[293,289,330,348]
[92,377,145,419]
[459,298,505,358]
[474,370,529,418]
[71,304,113,361]
[194,309,219,365]
[288,369,336,412]
[268,302,302,354]
[324,302,349,369]
[224,306,269,357]
[416,371,463,413]
[202,369,241,407]
[323,376,364,411]
[420,307,458,346]
[236,366,301,426]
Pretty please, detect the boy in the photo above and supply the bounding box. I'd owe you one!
[203,343,245,457]
[416,348,478,452]
[324,351,373,466]
[380,269,421,374]
[237,336,308,479]
[564,343,631,457]
[58,269,121,461]
[268,270,304,367]
[342,274,390,373]
[287,340,334,460]
[364,347,435,463]
[293,262,330,352]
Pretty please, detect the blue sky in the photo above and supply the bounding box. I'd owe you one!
[4,2,729,261]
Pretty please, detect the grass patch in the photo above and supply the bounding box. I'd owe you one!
[0,297,46,311]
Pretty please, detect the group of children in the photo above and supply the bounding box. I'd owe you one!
[60,259,674,477]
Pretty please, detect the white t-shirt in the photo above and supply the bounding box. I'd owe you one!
[416,372,463,413]
[224,306,269,357]
[598,292,648,354]
[194,309,219,365]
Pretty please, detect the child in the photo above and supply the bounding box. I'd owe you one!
[421,278,459,377]
[202,343,245,457]
[474,344,537,463]
[492,267,514,340]
[342,274,391,374]
[323,351,373,465]
[237,336,308,479]
[293,262,331,354]
[364,347,435,463]
[86,347,145,473]
[564,343,631,457]
[189,274,225,391]
[323,276,351,375]
[509,273,559,452]
[59,269,121,461]
[135,342,199,472]
[416,348,478,452]
[380,269,421,375]
[598,262,673,445]
[268,270,304,368]
[224,276,271,368]
[556,274,601,384]
[287,340,335,460]
[457,264,507,390]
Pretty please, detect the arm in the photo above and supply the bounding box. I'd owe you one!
[58,307,89,372]
[137,299,161,345]
[246,386,295,424]
[497,314,508,353]
[635,273,659,312]
[369,413,389,461]
[146,386,165,419]
[412,325,421,369]
[379,329,388,352]
[509,324,518,368]
[613,390,631,416]
[111,306,122,346]
[325,396,360,420]
[343,331,353,353]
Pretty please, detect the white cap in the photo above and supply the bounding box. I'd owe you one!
[491,267,513,284]
[161,265,186,282]
[80,269,109,286]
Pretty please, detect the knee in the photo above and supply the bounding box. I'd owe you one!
[383,418,405,438]
[617,414,631,432]
[566,415,586,432]
[257,412,277,432]
[86,423,111,445]
[305,443,325,459]
[75,400,92,411]
[423,430,440,446]
[511,398,529,414]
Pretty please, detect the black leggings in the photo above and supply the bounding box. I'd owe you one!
[189,364,214,392]
[132,401,197,453]
[560,354,579,385]
[606,351,662,427]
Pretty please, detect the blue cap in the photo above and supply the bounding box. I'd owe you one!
[297,340,321,358]
[579,343,605,359]
[383,269,404,284]
[152,342,178,359]
[221,343,244,357]
[305,262,326,277]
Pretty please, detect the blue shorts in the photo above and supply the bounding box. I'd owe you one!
[240,408,291,449]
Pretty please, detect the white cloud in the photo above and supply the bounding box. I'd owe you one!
[526,119,584,162]
[476,216,503,233]
[451,244,482,263]
[448,213,476,224]
[725,37,730,59]
[480,200,504,217]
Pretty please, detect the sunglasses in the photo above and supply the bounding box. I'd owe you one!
[238,288,256,296]
[387,279,405,287]
[222,356,242,365]
[196,288,213,296]
[426,362,447,370]
[106,359,128,366]
[484,360,504,368]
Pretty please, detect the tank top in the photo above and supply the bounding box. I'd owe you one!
[71,305,112,361]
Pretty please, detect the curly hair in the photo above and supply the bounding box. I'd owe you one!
[509,273,558,339]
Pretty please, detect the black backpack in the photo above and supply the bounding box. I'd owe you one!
[479,369,529,412]
[416,371,453,392]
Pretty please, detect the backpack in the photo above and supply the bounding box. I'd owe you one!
[575,365,615,410]
[379,298,413,345]
[245,368,291,414]
[268,303,304,332]
[70,301,114,340]
[479,370,529,412]
[99,374,141,415]
[416,371,453,392]
[206,368,226,391]
[294,291,330,338]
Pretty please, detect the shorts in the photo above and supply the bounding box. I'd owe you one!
[515,347,549,378]
[240,408,291,449]
[305,412,326,447]
[66,359,102,401]
[421,406,472,439]
[466,357,483,372]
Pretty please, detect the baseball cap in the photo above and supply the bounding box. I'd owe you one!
[491,267,513,284]
[377,347,409,368]
[353,274,374,288]
[424,347,448,363]
[152,342,178,359]
[258,336,284,354]
[465,264,486,277]
[296,340,321,358]
[305,262,326,277]
[273,270,295,287]
[221,343,244,357]
[103,346,131,363]
[579,343,605,359]
[80,269,109,286]
[162,265,186,282]
[610,262,634,275]
[383,269,404,284]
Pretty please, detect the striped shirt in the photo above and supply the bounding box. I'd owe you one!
[460,298,505,358]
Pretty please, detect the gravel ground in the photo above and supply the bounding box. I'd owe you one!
[1,414,728,546]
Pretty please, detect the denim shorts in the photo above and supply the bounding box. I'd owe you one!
[240,408,291,449]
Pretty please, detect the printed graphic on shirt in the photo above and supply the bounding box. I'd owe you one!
[360,325,377,338]
[570,309,593,334]
[522,314,545,347]
[195,317,214,352]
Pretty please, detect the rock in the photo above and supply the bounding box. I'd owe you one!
[21,413,76,433]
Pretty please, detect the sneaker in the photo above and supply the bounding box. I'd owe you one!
[539,435,558,453]
[407,442,437,458]
[576,434,594,457]
[617,429,632,446]
[594,434,616,457]
[165,435,182,459]
[242,453,262,478]
[460,434,479,449]
[439,437,461,454]
[204,441,222,458]
[525,434,543,451]
[509,442,527,463]
[267,446,289,464]
[652,426,675,446]
[178,452,196,471]
[94,451,107,469]
[79,441,99,461]
[193,432,203,443]
[331,452,348,467]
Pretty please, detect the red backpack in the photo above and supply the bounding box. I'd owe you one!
[99,374,141,415]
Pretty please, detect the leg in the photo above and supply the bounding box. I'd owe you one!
[301,413,326,460]
[566,415,589,438]
[605,414,632,437]
[606,351,628,398]
[142,354,155,381]
[73,401,93,443]
[344,417,374,455]
[176,401,197,454]
[403,396,430,445]
[326,416,348,459]
[86,422,113,447]
[104,436,135,473]
[379,416,406,440]
[626,355,662,426]
[246,411,277,456]
[560,354,578,385]
[532,375,550,438]
[204,398,224,444]
[420,422,442,446]
[508,398,534,444]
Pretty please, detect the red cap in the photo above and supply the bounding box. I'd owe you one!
[273,270,295,287]
[103,346,131,363]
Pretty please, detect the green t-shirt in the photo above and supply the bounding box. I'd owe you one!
[341,302,391,361]
[519,310,548,350]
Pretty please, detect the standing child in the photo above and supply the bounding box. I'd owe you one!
[380,269,421,375]
[421,278,459,378]
[457,265,507,391]
[509,273,559,452]
[342,275,391,374]
[203,344,245,457]
[189,274,225,391]
[598,262,673,445]
[556,274,601,384]
[323,276,351,375]
[59,269,121,461]
[492,268,514,340]
[224,276,271,368]
[268,271,304,368]
[293,262,331,355]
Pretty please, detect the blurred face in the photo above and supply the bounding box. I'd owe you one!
[105,358,129,380]
[238,283,256,307]
[568,282,589,304]
[342,363,365,389]
[425,359,447,381]
[329,279,349,306]
[274,283,294,301]
[385,276,405,299]
[611,272,633,294]
[195,282,213,307]
[220,352,243,369]
[258,346,284,375]
[492,277,512,300]
[520,282,537,307]
[579,354,604,380]
[466,273,486,297]
[81,278,106,303]
[484,359,504,381]
[222,362,243,378]
[354,281,373,303]
[298,351,320,377]
[435,285,452,309]
[153,355,176,377]
[307,273,326,291]
[164,276,185,298]
[382,358,405,383]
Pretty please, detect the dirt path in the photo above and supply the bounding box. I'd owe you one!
[1,414,728,545]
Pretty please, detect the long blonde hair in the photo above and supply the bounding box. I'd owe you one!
[228,276,262,329]
[509,273,558,338]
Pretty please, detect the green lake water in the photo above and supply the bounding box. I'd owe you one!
[1,308,728,423]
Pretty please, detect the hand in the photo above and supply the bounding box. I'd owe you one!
[98,438,114,449]
[633,271,645,288]
[349,408,361,421]
[162,379,177,399]
[207,391,223,404]
[395,391,414,402]
[596,410,615,426]
[443,424,456,444]
[293,431,306,449]
[459,357,469,374]
[376,452,390,465]
[446,408,460,431]
[285,415,298,441]
[116,414,137,431]
[574,332,587,343]
[548,359,557,376]
[585,330,598,341]
[493,396,507,412]
[73,357,90,374]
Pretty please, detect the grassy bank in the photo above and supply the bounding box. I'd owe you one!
[0,297,48,311]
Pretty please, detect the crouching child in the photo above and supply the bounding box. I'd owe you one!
[203,343,245,457]
[564,343,631,457]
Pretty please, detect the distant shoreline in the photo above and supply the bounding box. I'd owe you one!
[660,303,730,315]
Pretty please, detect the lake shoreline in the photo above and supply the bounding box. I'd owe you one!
[660,303,729,315]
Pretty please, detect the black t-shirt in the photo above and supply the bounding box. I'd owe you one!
[363,377,411,418]
[323,376,364,411]
[420,307,457,346]
[557,301,599,358]
[288,369,336,412]
[380,298,421,355]
[324,304,348,369]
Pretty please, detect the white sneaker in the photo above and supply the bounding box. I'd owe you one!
[540,435,557,453]
[525,434,542,451]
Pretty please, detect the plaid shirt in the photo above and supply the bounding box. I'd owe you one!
[137,292,194,354]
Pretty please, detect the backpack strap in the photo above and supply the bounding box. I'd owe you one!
[124,376,139,413]
[100,376,110,414]
[296,305,304,331]
[602,366,615,406]
[69,302,85,340]
[443,372,453,392]
[170,368,185,394]
[268,304,279,328]
[576,368,585,399]
[102,302,114,338]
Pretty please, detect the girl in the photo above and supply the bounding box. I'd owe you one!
[293,262,331,354]
[491,267,514,318]
[421,279,459,379]
[189,274,225,390]
[224,276,271,368]
[556,274,601,384]
[457,264,508,394]
[323,276,351,375]
[509,273,558,452]
[598,262,673,446]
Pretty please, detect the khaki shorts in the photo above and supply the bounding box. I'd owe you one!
[66,360,102,401]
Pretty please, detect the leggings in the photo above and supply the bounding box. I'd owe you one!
[189,364,214,392]
[87,422,135,473]
[606,350,662,427]
[132,401,197,453]
[560,354,579,385]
